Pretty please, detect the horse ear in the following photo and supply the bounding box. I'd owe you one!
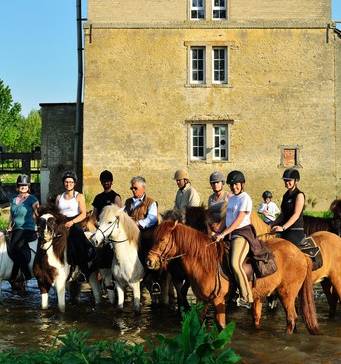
[171,220,178,230]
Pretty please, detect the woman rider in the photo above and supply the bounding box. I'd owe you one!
[56,171,95,280]
[214,170,253,308]
[8,174,39,283]
[271,168,305,245]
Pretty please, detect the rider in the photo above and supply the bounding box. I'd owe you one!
[8,174,39,283]
[271,168,305,245]
[207,171,230,230]
[214,170,253,308]
[92,170,122,221]
[56,170,96,280]
[173,169,200,216]
[258,190,280,225]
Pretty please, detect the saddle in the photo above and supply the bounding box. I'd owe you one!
[296,236,323,271]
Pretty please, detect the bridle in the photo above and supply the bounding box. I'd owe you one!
[149,229,186,263]
[96,217,129,246]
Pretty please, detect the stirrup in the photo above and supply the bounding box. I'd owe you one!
[151,282,161,296]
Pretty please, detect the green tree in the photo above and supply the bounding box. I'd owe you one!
[20,110,42,152]
[0,79,22,152]
[0,80,41,152]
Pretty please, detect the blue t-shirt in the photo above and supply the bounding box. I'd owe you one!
[10,194,38,230]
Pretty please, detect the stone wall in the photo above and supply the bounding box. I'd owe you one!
[87,0,330,24]
[40,103,81,201]
[83,1,339,212]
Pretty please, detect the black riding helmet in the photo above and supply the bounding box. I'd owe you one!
[282,168,300,181]
[16,174,30,186]
[62,170,78,183]
[226,170,245,185]
[100,170,113,182]
[262,190,273,199]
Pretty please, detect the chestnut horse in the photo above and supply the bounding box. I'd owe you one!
[253,212,341,317]
[147,220,319,334]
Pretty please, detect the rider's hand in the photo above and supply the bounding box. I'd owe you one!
[215,233,225,242]
[271,225,284,232]
[65,220,74,229]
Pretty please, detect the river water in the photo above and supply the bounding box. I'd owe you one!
[0,280,341,363]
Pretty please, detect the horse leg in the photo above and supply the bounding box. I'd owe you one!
[252,298,263,329]
[88,271,101,305]
[180,279,190,309]
[160,271,171,306]
[321,278,338,318]
[213,295,226,329]
[130,281,141,313]
[101,268,115,304]
[40,285,51,310]
[277,286,298,334]
[55,273,67,313]
[116,282,125,310]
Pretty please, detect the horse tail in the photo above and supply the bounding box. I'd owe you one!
[300,256,320,335]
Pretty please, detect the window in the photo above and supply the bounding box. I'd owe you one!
[212,47,227,84]
[191,47,205,84]
[189,123,230,161]
[213,125,228,160]
[212,0,226,19]
[279,145,302,168]
[191,124,206,159]
[191,0,205,19]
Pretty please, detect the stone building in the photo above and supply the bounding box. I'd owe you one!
[81,0,341,211]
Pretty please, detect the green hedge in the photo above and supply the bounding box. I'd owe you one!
[0,305,240,364]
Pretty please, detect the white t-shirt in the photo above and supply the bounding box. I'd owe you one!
[225,192,252,229]
[258,201,280,222]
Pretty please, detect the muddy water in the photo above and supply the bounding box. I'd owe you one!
[0,281,341,364]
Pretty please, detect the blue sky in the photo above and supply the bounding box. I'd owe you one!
[0,1,340,116]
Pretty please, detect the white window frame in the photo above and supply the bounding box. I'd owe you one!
[212,47,227,84]
[190,47,206,84]
[212,124,229,160]
[190,124,206,160]
[191,0,205,20]
[212,0,227,19]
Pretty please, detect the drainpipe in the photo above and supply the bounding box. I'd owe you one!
[74,0,86,187]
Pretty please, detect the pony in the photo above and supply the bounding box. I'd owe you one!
[92,205,144,313]
[252,212,341,317]
[303,199,341,236]
[147,220,319,335]
[0,230,37,299]
[33,212,71,312]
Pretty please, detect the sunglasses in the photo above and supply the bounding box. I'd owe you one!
[130,186,139,191]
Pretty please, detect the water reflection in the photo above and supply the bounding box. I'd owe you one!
[0,280,341,362]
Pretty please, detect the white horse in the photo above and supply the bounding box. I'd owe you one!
[0,230,37,299]
[92,205,144,313]
[34,213,71,312]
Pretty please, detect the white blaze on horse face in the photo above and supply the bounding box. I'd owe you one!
[40,213,55,243]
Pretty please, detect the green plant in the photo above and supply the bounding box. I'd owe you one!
[0,305,240,364]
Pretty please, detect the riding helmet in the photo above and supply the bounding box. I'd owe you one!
[174,169,190,180]
[226,170,245,185]
[282,168,300,181]
[209,171,225,184]
[62,170,78,183]
[16,174,30,186]
[262,190,273,199]
[100,170,113,182]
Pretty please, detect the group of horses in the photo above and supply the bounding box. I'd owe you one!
[0,199,341,336]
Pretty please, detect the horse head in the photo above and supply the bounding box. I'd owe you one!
[146,220,178,270]
[37,213,66,250]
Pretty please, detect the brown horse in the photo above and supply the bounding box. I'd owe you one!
[252,212,341,317]
[147,220,319,334]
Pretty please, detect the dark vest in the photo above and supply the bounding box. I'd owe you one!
[281,188,305,230]
[125,195,155,223]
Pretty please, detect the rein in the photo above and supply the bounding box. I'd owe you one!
[96,217,129,246]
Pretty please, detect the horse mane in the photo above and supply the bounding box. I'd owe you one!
[155,221,223,276]
[38,204,66,225]
[250,211,272,241]
[185,206,209,233]
[100,205,140,246]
